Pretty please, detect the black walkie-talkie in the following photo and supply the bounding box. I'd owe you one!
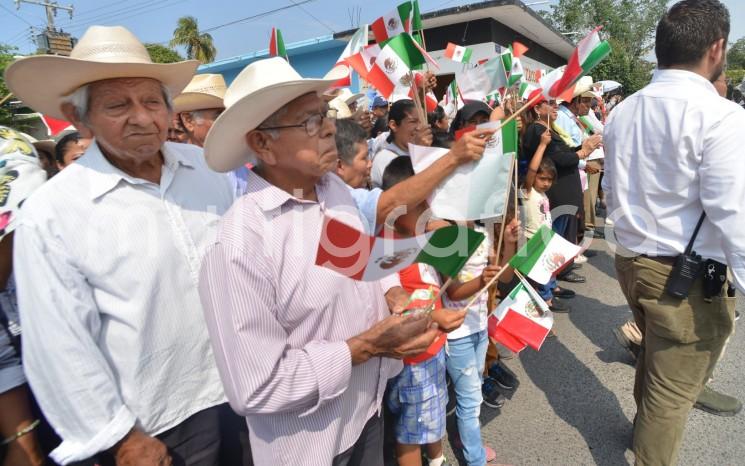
[665,213,706,300]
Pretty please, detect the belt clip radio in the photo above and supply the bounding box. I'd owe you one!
[665,213,706,300]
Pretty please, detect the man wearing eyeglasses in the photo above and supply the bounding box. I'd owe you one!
[197,58,449,465]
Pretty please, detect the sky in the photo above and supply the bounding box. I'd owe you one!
[1,0,743,61]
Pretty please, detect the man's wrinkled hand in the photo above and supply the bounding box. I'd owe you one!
[385,286,409,315]
[113,430,172,466]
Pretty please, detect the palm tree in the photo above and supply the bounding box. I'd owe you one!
[170,16,217,63]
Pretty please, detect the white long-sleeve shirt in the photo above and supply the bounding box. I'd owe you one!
[14,141,234,464]
[603,69,745,293]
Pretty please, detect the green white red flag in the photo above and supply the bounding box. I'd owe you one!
[551,26,611,98]
[315,215,484,281]
[490,277,553,351]
[512,41,529,58]
[366,33,437,99]
[269,27,287,60]
[334,25,369,87]
[455,54,509,101]
[444,42,473,63]
[518,82,541,101]
[345,43,382,81]
[371,2,413,42]
[509,225,582,285]
[409,119,518,221]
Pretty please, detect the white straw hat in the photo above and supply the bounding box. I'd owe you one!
[204,57,348,173]
[4,25,198,120]
[173,73,227,113]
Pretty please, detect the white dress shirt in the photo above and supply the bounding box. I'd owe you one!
[14,141,234,464]
[604,69,745,293]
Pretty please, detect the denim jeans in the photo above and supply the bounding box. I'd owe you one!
[445,330,488,465]
[536,277,557,301]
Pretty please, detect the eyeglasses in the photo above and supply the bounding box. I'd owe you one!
[258,113,333,137]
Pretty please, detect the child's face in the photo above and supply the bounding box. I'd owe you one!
[391,202,429,237]
[534,173,554,193]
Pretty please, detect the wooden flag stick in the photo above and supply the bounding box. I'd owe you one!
[409,71,427,123]
[461,263,511,311]
[494,155,516,264]
[423,277,454,314]
[0,93,13,106]
[494,91,544,133]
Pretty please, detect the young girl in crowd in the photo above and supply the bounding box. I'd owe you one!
[381,157,467,466]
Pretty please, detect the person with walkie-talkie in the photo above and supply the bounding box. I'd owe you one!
[603,1,745,465]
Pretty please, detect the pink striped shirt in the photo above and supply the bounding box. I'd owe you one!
[198,172,402,465]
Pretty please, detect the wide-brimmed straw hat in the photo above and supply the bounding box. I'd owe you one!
[173,73,227,113]
[4,25,199,121]
[573,76,601,99]
[204,57,348,173]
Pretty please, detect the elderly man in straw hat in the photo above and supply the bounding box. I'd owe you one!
[4,26,250,465]
[174,73,227,148]
[198,57,442,465]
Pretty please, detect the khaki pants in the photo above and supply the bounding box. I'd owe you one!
[615,255,735,466]
[583,171,600,230]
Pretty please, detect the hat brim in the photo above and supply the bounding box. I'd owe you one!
[173,92,225,113]
[344,93,364,106]
[204,66,348,173]
[5,56,199,120]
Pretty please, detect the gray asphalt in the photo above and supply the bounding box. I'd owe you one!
[442,232,745,466]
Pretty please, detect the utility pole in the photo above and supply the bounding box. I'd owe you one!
[15,0,76,55]
[15,0,73,30]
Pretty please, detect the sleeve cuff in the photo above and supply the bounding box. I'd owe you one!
[578,160,587,170]
[299,341,352,418]
[50,405,136,465]
[379,273,402,294]
[0,365,26,394]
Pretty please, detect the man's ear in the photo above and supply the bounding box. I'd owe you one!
[246,130,277,166]
[179,112,195,133]
[710,38,726,64]
[60,103,94,139]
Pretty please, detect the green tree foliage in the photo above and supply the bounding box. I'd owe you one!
[170,16,217,64]
[727,37,745,70]
[145,43,185,64]
[541,0,668,94]
[0,43,18,127]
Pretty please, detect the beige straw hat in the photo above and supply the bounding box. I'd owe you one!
[173,73,227,113]
[4,25,199,121]
[204,57,348,173]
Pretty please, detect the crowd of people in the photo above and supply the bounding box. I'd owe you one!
[0,0,743,465]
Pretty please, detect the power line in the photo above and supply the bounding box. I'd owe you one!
[288,0,335,34]
[201,0,317,33]
[0,3,35,27]
[59,0,177,31]
[63,0,184,33]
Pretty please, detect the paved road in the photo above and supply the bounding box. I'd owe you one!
[442,233,745,466]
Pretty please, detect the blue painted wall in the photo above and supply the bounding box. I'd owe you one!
[198,36,354,89]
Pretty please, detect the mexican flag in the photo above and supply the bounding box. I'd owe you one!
[366,33,436,99]
[455,54,509,101]
[412,0,423,31]
[488,314,528,353]
[409,119,518,221]
[444,42,473,63]
[538,66,566,100]
[509,225,582,285]
[269,27,287,59]
[316,216,485,281]
[512,41,529,58]
[518,82,541,101]
[41,115,73,137]
[493,278,553,351]
[334,25,369,87]
[345,43,381,81]
[508,54,523,86]
[371,2,413,42]
[483,91,500,109]
[552,26,612,98]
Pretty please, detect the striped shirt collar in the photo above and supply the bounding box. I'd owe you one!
[245,170,332,212]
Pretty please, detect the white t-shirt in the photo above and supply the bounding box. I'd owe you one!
[442,225,493,340]
[521,188,552,239]
[370,142,408,188]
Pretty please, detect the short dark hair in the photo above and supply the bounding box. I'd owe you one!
[537,157,557,180]
[54,131,82,165]
[381,156,414,191]
[334,119,368,165]
[427,105,446,127]
[655,0,729,68]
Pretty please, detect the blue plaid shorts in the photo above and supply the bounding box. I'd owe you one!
[386,347,448,444]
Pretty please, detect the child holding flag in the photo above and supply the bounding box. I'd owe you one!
[381,157,468,466]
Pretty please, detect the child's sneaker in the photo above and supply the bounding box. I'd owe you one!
[482,378,506,408]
